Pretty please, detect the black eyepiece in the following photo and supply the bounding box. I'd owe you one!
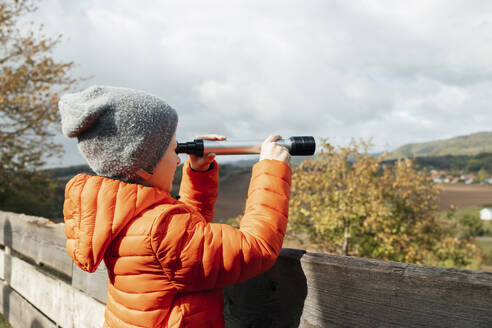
[176,139,204,156]
[289,136,316,156]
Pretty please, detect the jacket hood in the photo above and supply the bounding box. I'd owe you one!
[63,173,171,272]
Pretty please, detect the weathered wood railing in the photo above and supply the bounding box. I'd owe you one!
[0,210,491,328]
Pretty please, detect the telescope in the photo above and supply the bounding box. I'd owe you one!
[176,136,315,156]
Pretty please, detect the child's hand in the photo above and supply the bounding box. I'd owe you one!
[259,135,290,164]
[189,134,227,171]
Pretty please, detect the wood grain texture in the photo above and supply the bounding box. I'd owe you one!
[225,249,492,328]
[0,283,56,328]
[0,249,105,328]
[1,211,491,328]
[0,211,72,277]
[72,261,108,303]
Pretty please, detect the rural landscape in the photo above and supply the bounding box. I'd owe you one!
[2,133,492,326]
[1,0,491,272]
[3,131,490,273]
[1,1,492,326]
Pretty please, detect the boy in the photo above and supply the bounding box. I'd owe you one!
[59,85,291,327]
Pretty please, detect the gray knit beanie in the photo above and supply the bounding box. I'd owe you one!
[58,85,178,181]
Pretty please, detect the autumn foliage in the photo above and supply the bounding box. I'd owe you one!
[0,0,75,172]
[288,140,479,268]
[0,0,77,215]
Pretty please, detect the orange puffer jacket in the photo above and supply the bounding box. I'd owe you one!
[63,158,291,327]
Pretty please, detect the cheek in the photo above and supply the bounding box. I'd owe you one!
[167,155,179,175]
[169,154,178,167]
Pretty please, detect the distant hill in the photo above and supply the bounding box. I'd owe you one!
[43,164,94,181]
[388,131,492,158]
[383,152,492,173]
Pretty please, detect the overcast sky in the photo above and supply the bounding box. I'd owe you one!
[27,0,492,167]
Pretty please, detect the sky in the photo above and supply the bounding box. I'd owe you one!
[26,0,492,167]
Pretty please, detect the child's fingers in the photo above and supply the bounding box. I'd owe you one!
[190,153,215,164]
[197,134,227,141]
[260,135,290,164]
[190,153,215,160]
[206,153,216,161]
[263,135,282,145]
[189,152,215,171]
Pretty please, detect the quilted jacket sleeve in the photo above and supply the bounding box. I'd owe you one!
[178,158,219,222]
[151,159,291,292]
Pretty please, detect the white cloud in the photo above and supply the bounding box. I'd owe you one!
[27,0,492,167]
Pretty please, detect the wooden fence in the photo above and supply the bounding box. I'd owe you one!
[0,210,491,328]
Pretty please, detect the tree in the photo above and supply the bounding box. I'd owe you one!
[0,0,78,216]
[1,0,76,173]
[474,168,489,183]
[288,140,479,268]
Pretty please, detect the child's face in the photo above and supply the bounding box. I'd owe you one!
[140,131,180,192]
